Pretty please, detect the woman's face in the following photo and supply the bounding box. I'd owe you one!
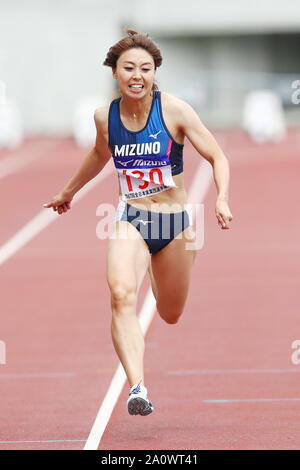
[114,48,155,98]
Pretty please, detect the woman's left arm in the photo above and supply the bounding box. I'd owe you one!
[179,101,233,230]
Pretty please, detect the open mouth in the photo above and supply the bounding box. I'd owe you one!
[128,84,144,89]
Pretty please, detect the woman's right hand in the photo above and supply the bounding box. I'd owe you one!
[43,190,74,215]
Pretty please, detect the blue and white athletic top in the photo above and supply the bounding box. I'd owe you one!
[108,90,184,201]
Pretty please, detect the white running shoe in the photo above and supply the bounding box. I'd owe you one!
[127,383,154,416]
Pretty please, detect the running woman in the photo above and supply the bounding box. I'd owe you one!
[43,29,233,416]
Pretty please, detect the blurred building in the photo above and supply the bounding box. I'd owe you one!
[0,0,299,134]
[137,0,300,127]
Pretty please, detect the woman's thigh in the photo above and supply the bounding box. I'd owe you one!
[150,226,197,312]
[106,221,151,295]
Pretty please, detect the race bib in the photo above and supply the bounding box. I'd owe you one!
[118,164,176,200]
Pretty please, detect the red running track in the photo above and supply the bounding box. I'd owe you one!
[0,129,300,450]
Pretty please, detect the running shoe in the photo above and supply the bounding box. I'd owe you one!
[127,383,154,416]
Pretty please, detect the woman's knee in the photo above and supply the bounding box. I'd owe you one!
[161,313,182,325]
[156,304,183,325]
[109,280,137,310]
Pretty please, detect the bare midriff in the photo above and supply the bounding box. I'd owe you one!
[119,172,188,213]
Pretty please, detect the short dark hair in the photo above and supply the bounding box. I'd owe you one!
[103,28,163,90]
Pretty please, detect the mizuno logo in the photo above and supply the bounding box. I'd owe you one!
[114,142,160,157]
[149,130,162,139]
[134,159,166,167]
[117,159,134,167]
[137,220,153,225]
[117,159,167,167]
[130,384,141,395]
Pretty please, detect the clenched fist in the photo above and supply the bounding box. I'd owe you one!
[215,198,233,229]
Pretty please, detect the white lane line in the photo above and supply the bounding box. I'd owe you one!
[83,158,213,451]
[0,160,114,266]
[0,439,86,444]
[187,158,212,206]
[203,398,300,404]
[83,290,156,451]
[84,363,126,450]
[0,372,76,379]
[0,139,58,180]
[168,368,300,375]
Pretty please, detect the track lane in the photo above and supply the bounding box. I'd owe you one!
[0,137,198,449]
[0,138,117,449]
[0,138,85,246]
[98,129,300,450]
[2,131,299,449]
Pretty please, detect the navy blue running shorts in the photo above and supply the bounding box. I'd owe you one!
[114,199,192,255]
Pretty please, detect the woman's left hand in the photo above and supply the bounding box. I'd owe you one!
[215,198,233,229]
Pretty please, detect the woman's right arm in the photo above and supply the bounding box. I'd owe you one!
[43,107,111,215]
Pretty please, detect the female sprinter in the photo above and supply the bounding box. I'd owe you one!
[43,29,233,416]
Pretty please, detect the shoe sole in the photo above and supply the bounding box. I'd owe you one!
[127,397,154,416]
